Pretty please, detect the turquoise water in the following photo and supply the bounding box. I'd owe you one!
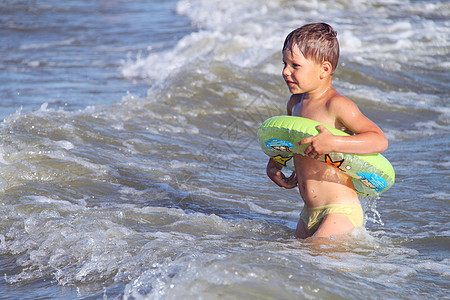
[1,0,449,299]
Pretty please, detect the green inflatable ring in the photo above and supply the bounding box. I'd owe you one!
[257,116,395,197]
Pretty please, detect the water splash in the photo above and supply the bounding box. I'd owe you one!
[361,195,384,226]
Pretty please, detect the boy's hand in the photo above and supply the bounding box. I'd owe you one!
[299,125,335,159]
[266,158,297,189]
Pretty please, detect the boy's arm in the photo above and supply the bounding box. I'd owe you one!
[266,158,297,189]
[265,95,300,188]
[300,96,388,159]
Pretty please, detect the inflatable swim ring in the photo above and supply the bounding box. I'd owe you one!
[257,116,395,197]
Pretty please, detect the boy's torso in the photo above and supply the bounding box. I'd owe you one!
[289,92,359,208]
[289,92,352,134]
[294,155,359,208]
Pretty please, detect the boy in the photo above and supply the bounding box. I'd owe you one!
[266,23,388,239]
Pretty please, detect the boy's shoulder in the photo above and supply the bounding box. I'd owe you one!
[287,93,304,114]
[326,92,359,116]
[325,92,367,132]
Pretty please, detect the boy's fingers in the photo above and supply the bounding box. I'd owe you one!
[299,125,330,145]
[303,145,311,155]
[299,137,312,145]
[316,125,331,133]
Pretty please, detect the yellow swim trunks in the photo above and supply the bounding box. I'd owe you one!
[300,203,364,235]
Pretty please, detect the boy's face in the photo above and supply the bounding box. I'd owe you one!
[282,44,322,95]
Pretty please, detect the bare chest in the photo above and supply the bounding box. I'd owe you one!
[292,100,333,126]
[291,99,351,134]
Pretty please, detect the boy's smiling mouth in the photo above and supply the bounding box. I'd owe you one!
[285,79,296,86]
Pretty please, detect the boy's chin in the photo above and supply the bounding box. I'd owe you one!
[290,89,303,94]
[287,85,303,94]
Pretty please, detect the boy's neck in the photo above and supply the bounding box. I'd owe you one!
[317,86,331,98]
[305,83,333,101]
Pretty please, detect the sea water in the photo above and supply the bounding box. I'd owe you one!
[0,0,449,299]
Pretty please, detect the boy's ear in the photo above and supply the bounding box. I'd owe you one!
[320,61,333,78]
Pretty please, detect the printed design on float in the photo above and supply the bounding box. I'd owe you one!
[356,172,388,192]
[324,154,344,170]
[272,155,292,166]
[265,139,294,152]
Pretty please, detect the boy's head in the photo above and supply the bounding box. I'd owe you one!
[283,23,339,74]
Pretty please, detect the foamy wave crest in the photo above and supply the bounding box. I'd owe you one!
[121,0,449,87]
[120,0,287,83]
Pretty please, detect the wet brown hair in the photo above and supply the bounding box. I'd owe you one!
[283,23,339,73]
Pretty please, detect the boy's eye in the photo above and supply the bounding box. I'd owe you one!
[282,61,300,68]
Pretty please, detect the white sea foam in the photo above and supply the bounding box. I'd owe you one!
[424,191,450,201]
[121,0,449,89]
[19,38,77,50]
[54,140,74,150]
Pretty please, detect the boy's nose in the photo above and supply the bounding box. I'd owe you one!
[282,65,291,77]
